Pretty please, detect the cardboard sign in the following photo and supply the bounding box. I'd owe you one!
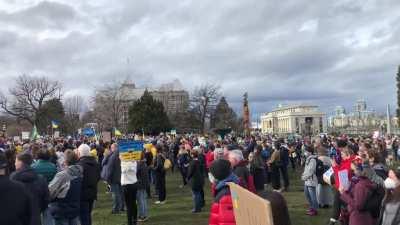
[228,183,274,225]
[21,132,30,140]
[118,140,144,161]
[102,131,112,142]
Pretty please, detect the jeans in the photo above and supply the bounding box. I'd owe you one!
[80,200,94,225]
[179,167,188,186]
[110,183,124,212]
[156,173,166,202]
[54,217,79,225]
[192,189,202,211]
[43,208,54,225]
[136,189,148,218]
[122,183,138,225]
[304,185,318,210]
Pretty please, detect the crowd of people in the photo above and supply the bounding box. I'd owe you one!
[0,132,400,225]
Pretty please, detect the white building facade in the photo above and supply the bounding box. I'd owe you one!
[261,105,326,135]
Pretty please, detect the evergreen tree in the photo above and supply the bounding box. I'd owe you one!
[36,98,65,134]
[128,90,171,134]
[211,97,239,130]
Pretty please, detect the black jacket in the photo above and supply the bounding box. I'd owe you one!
[102,151,121,184]
[0,176,32,225]
[187,159,204,191]
[10,167,49,225]
[78,156,100,201]
[155,154,166,176]
[137,161,150,190]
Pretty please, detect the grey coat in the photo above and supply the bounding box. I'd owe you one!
[302,155,318,187]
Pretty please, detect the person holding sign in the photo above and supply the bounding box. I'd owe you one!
[120,153,139,225]
[329,140,356,225]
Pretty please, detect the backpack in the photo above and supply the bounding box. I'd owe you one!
[314,158,327,184]
[362,185,385,219]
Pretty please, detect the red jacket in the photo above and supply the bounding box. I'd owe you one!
[206,151,214,170]
[333,155,356,189]
[209,189,236,225]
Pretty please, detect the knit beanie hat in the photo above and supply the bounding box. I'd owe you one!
[210,159,231,181]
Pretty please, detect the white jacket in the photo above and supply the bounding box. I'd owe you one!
[121,161,138,185]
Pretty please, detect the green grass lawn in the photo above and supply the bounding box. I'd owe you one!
[93,169,331,225]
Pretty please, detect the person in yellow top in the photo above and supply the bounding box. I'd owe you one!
[90,148,98,161]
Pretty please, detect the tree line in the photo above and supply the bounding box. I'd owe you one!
[0,75,242,136]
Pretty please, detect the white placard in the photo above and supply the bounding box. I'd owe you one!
[21,132,30,140]
[323,167,334,185]
[338,169,349,190]
[54,131,60,138]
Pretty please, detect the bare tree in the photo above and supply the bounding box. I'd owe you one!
[64,96,86,134]
[191,83,221,133]
[0,74,62,125]
[92,82,129,131]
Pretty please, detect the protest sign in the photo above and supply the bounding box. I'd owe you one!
[21,132,30,140]
[13,136,21,142]
[171,129,177,135]
[338,170,349,190]
[118,140,144,161]
[228,183,274,225]
[102,131,111,142]
[323,167,334,185]
[54,131,60,138]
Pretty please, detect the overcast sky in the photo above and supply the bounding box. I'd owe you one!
[0,0,399,119]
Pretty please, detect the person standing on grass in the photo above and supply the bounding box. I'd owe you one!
[11,153,50,225]
[136,155,150,222]
[48,150,83,225]
[31,149,57,225]
[154,145,167,204]
[301,146,319,216]
[177,145,190,188]
[0,151,33,225]
[250,145,266,192]
[77,144,100,225]
[120,154,139,225]
[187,149,205,213]
[102,143,125,214]
[314,139,333,208]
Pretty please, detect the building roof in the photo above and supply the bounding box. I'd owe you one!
[271,104,319,112]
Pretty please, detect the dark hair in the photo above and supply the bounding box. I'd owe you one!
[17,153,33,166]
[37,149,50,160]
[64,150,77,166]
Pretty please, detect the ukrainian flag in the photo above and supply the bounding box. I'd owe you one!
[114,128,122,136]
[51,120,59,129]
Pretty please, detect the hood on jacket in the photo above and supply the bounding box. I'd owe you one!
[215,173,240,191]
[12,167,38,183]
[79,156,97,167]
[67,164,83,178]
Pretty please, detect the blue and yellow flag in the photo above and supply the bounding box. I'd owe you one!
[114,128,122,136]
[51,120,59,129]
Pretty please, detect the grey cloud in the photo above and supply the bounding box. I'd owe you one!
[0,1,76,30]
[0,0,399,118]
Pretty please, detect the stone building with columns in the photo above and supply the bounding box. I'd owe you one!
[261,104,326,136]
